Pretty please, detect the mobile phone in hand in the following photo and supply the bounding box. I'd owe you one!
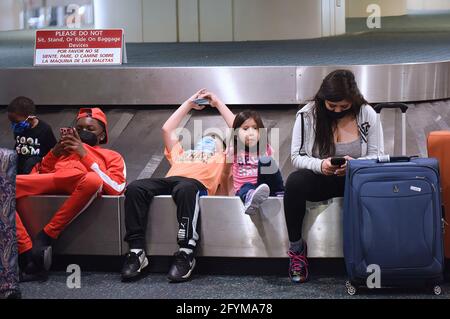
[193,98,210,105]
[331,157,346,166]
[60,127,74,138]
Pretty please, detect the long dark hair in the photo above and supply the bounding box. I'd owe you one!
[232,110,265,156]
[312,69,368,158]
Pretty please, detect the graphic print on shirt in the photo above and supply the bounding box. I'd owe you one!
[15,135,41,156]
[359,122,370,143]
[177,150,214,164]
[236,153,259,178]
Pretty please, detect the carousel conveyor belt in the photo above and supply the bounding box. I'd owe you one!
[0,106,298,181]
[2,100,450,182]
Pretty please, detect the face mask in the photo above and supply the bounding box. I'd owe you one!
[325,108,352,120]
[78,130,99,147]
[194,136,216,154]
[11,118,31,134]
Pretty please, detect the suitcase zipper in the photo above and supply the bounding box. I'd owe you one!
[415,176,437,192]
[358,176,436,195]
[417,177,447,235]
[357,176,438,224]
[351,164,440,181]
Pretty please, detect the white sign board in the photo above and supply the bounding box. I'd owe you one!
[34,29,126,66]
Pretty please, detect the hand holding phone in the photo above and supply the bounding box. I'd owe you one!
[331,157,346,166]
[193,98,210,105]
[60,127,74,139]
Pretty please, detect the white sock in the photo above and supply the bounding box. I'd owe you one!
[131,249,145,262]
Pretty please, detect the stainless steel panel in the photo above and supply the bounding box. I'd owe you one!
[0,67,297,105]
[17,195,123,256]
[199,196,289,258]
[297,61,450,103]
[140,196,179,255]
[303,198,343,258]
[120,196,181,256]
[1,62,449,105]
[121,196,344,258]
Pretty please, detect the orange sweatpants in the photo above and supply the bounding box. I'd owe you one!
[16,169,103,254]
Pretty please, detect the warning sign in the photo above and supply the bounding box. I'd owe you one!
[34,29,126,66]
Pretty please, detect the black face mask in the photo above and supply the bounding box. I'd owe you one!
[78,130,99,147]
[325,108,353,120]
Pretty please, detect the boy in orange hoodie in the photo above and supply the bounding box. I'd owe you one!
[16,108,126,281]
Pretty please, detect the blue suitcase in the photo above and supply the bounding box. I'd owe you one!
[343,103,445,295]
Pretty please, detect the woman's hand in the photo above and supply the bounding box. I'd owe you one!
[321,158,338,176]
[334,156,354,177]
[61,129,87,158]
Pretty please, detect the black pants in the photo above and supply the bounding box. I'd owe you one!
[124,176,207,251]
[283,169,345,242]
[18,156,42,175]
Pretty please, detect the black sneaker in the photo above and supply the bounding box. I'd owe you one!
[121,251,149,281]
[19,263,48,283]
[20,272,46,283]
[1,289,22,299]
[32,231,53,272]
[167,251,196,283]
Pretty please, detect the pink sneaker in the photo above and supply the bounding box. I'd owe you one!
[288,243,309,283]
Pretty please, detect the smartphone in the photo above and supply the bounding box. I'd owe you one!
[193,98,210,105]
[60,127,74,138]
[331,157,346,166]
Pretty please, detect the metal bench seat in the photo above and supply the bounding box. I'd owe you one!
[17,196,344,258]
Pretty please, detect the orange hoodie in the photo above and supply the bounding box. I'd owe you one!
[32,144,126,195]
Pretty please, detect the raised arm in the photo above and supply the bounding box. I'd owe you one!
[162,89,207,152]
[201,91,236,128]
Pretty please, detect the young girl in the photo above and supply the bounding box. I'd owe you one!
[230,111,285,214]
[199,91,284,215]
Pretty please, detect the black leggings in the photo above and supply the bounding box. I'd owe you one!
[283,169,345,242]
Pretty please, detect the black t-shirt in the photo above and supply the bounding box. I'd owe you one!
[14,120,57,174]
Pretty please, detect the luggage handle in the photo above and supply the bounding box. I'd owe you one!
[374,103,408,114]
[375,103,409,159]
[377,155,418,163]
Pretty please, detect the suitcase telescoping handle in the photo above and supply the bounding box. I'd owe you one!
[373,103,409,161]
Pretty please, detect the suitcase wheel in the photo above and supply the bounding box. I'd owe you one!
[433,285,442,296]
[345,281,357,296]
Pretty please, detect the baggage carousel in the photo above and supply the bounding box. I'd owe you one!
[1,30,450,105]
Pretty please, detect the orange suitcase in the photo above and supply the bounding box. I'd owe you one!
[428,131,450,258]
